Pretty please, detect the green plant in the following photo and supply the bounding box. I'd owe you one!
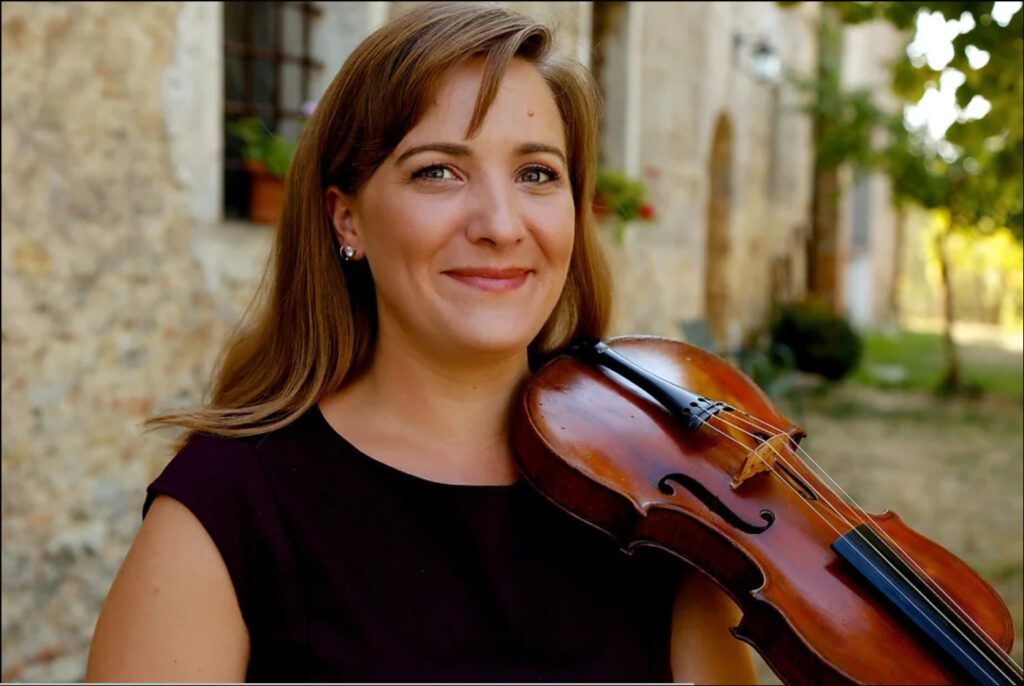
[769,298,863,381]
[851,328,1022,398]
[593,168,656,242]
[228,117,299,179]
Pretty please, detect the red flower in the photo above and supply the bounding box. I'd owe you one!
[638,203,655,220]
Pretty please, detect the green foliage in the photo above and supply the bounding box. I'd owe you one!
[593,168,656,242]
[793,74,886,171]
[789,4,887,171]
[227,117,298,178]
[852,328,1023,397]
[882,108,1022,240]
[782,1,1024,240]
[769,299,864,381]
[594,168,652,222]
[919,210,1024,326]
[852,329,950,391]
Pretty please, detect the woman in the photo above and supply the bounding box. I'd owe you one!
[86,3,756,683]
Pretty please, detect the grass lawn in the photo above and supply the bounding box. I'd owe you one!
[852,327,1023,397]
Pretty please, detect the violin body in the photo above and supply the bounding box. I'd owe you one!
[512,336,1019,685]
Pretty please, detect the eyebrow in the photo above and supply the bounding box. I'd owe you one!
[394,142,567,166]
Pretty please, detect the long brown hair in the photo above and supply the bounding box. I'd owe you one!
[144,2,612,450]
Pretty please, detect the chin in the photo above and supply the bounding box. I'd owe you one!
[441,320,540,357]
[427,295,559,358]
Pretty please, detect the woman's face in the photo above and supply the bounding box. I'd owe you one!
[328,57,575,363]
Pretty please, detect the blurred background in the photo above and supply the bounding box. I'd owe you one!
[1,1,1021,682]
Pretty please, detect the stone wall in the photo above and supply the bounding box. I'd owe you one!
[1,3,259,681]
[600,1,818,344]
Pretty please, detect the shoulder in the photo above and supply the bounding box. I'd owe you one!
[169,430,259,469]
[87,460,252,680]
[140,428,290,614]
[142,431,263,519]
[142,409,322,515]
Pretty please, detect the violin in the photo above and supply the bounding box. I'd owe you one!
[512,336,1023,685]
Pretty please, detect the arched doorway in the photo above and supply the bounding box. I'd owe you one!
[705,115,733,349]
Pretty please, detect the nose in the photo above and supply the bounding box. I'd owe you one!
[464,173,528,247]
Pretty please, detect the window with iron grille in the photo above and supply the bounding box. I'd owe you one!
[223,1,323,220]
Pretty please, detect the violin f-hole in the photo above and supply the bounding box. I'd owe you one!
[658,473,775,534]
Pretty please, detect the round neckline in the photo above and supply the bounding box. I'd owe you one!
[311,402,527,492]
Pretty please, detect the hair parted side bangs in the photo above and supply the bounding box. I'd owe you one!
[144,2,613,451]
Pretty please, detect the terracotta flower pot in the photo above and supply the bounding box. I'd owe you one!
[243,160,285,226]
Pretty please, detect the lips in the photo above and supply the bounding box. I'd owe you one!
[444,267,532,293]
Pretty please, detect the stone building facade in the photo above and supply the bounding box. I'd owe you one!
[1,2,900,680]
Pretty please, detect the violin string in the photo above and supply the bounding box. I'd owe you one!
[717,407,1022,672]
[698,418,1008,681]
[700,413,1015,681]
[707,410,1020,679]
[588,344,1017,678]
[726,408,1010,645]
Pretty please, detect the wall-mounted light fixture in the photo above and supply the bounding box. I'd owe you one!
[732,33,782,86]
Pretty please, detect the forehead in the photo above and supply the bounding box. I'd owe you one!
[406,57,565,148]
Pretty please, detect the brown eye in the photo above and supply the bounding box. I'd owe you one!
[413,164,457,181]
[519,165,559,184]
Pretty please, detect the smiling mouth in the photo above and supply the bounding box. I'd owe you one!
[443,269,532,293]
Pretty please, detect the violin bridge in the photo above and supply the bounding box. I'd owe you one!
[729,434,787,490]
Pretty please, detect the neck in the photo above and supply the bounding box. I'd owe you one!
[325,320,532,482]
[366,329,530,444]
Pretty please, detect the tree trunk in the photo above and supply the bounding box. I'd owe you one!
[806,4,844,314]
[935,226,962,391]
[809,167,842,311]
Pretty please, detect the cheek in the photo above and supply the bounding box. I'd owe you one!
[362,192,449,266]
[538,199,576,268]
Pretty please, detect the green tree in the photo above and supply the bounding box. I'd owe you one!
[782,1,1023,391]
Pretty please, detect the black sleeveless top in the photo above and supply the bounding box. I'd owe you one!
[142,404,684,682]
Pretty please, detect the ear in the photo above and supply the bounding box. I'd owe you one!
[325,185,362,258]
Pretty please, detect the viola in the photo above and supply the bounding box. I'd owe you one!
[512,336,1022,685]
